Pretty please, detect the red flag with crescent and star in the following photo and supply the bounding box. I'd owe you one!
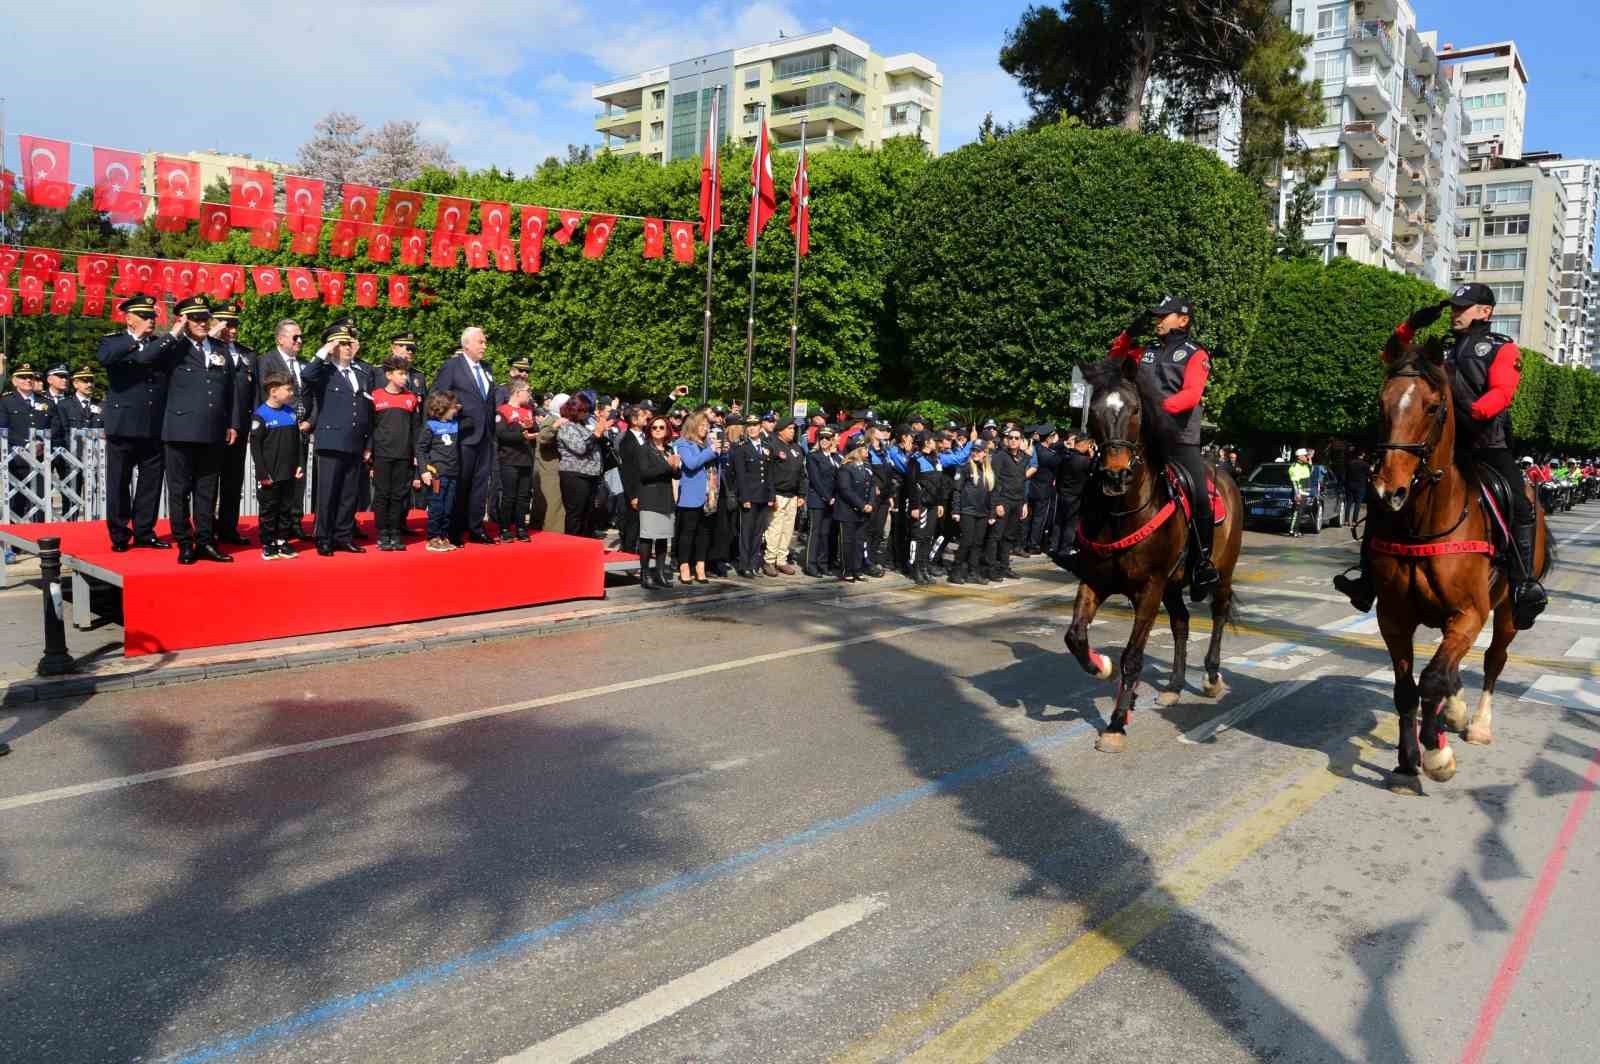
[318,270,346,306]
[290,226,320,254]
[747,116,776,247]
[229,167,275,230]
[699,107,721,242]
[354,273,380,308]
[553,210,582,246]
[23,248,61,274]
[341,183,379,228]
[382,191,424,230]
[387,275,411,307]
[284,176,324,233]
[250,213,284,250]
[789,139,811,256]
[495,239,517,272]
[82,285,107,317]
[251,265,283,295]
[76,254,114,289]
[583,215,617,259]
[19,136,72,209]
[642,217,664,259]
[399,228,429,267]
[464,234,491,269]
[435,196,471,239]
[430,229,459,268]
[367,226,395,263]
[520,207,548,273]
[0,169,13,213]
[285,268,317,301]
[329,221,359,258]
[0,289,12,318]
[670,221,696,263]
[92,147,144,223]
[200,204,232,243]
[49,274,78,315]
[479,201,511,247]
[154,157,201,230]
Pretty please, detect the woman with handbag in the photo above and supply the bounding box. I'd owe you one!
[631,414,681,589]
[672,410,721,585]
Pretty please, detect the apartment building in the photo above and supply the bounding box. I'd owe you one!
[1439,41,1529,164]
[1452,157,1567,353]
[138,149,288,201]
[1526,154,1600,367]
[591,28,941,164]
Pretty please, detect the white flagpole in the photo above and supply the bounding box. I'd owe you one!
[786,119,806,412]
[700,86,721,405]
[744,106,765,412]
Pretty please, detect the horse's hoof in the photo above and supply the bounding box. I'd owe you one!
[1389,771,1424,796]
[1464,726,1493,747]
[1201,678,1227,699]
[1089,652,1114,681]
[1441,693,1470,733]
[1421,745,1457,782]
[1156,690,1182,708]
[1095,731,1126,753]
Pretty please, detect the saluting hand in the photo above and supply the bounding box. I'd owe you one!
[225,429,237,445]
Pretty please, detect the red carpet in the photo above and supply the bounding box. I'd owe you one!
[2,517,606,656]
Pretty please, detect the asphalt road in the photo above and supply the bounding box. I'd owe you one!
[4,507,1600,1064]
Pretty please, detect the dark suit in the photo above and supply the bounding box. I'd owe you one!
[616,427,645,553]
[96,330,178,545]
[804,448,839,573]
[217,341,258,538]
[302,357,372,546]
[160,334,240,548]
[732,437,772,571]
[429,354,495,540]
[833,461,873,577]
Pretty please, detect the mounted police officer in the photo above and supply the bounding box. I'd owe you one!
[1335,283,1547,628]
[96,295,178,551]
[1108,294,1219,601]
[161,295,240,564]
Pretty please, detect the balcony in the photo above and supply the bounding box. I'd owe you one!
[1335,214,1381,244]
[1338,167,1388,203]
[1341,121,1387,161]
[596,105,644,132]
[1398,118,1428,160]
[769,99,866,132]
[882,86,936,111]
[1349,22,1396,67]
[1402,71,1426,108]
[1406,33,1438,77]
[1344,72,1392,117]
[1394,204,1424,237]
[1396,161,1424,197]
[1361,0,1398,19]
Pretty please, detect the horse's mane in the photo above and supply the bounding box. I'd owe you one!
[1081,357,1182,446]
[1081,357,1126,394]
[1383,335,1447,390]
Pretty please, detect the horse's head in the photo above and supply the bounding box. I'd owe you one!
[1373,334,1453,512]
[1083,356,1145,497]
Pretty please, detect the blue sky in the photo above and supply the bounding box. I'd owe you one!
[4,1,1598,176]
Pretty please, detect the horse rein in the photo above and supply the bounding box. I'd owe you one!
[1369,369,1472,541]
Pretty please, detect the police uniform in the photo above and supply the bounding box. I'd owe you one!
[213,302,258,544]
[833,448,875,580]
[161,296,240,562]
[494,358,530,408]
[804,431,840,575]
[97,298,181,548]
[41,368,72,449]
[302,323,372,552]
[864,428,896,575]
[4,365,54,521]
[60,370,104,431]
[732,417,773,575]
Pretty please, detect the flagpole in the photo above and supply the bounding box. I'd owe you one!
[700,85,720,406]
[786,119,806,413]
[1,97,9,366]
[744,104,764,413]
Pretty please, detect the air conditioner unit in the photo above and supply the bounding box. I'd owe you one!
[1483,203,1496,213]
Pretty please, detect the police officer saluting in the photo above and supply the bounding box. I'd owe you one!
[211,300,257,546]
[302,321,372,554]
[96,295,179,551]
[162,295,241,564]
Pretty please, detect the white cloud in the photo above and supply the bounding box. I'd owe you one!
[581,1,805,74]
[935,47,1031,153]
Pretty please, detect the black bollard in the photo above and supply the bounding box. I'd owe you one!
[36,536,76,677]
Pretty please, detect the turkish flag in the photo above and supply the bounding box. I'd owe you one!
[642,218,664,259]
[0,248,18,276]
[251,265,283,295]
[495,239,517,272]
[159,262,186,297]
[216,264,246,296]
[520,207,547,273]
[0,170,13,213]
[479,201,511,246]
[153,301,169,326]
[399,228,428,267]
[112,257,138,295]
[387,275,411,307]
[200,203,232,243]
[330,220,359,257]
[193,263,215,295]
[553,210,582,246]
[19,272,47,300]
[135,259,161,297]
[77,254,114,288]
[318,270,346,306]
[23,248,61,274]
[82,285,107,317]
[746,117,776,247]
[290,226,319,254]
[155,157,201,230]
[435,196,471,237]
[21,292,45,316]
[789,142,811,256]
[50,274,78,315]
[382,191,424,230]
[229,166,275,229]
[284,175,324,233]
[669,221,696,264]
[19,135,72,209]
[699,108,721,242]
[464,234,490,269]
[0,289,11,317]
[93,146,144,223]
[285,267,317,301]
[354,273,380,307]
[430,229,459,268]
[368,226,395,263]
[341,183,379,225]
[251,214,285,249]
[583,215,617,259]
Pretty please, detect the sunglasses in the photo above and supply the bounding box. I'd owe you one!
[289,335,304,343]
[650,424,669,432]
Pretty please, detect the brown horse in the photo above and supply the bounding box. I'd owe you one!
[1063,356,1244,752]
[1368,334,1551,793]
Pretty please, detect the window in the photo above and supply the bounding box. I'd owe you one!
[650,122,664,142]
[1496,315,1522,341]
[1484,180,1532,205]
[1307,188,1337,224]
[1316,5,1350,39]
[1471,116,1507,134]
[1466,67,1509,84]
[1324,97,1344,126]
[1488,282,1524,304]
[1482,248,1527,271]
[1461,186,1483,207]
[1313,52,1345,91]
[670,87,727,162]
[1463,92,1507,110]
[651,89,665,108]
[1457,219,1475,238]
[1294,9,1305,32]
[744,67,761,88]
[1483,213,1530,237]
[1455,251,1478,273]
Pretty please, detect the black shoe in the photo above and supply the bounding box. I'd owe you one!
[1003,568,1022,580]
[866,565,885,578]
[1189,558,1219,602]
[639,567,661,589]
[514,529,531,542]
[1512,581,1548,630]
[111,541,130,553]
[293,531,314,543]
[334,542,365,554]
[275,542,296,558]
[196,543,234,563]
[135,536,171,549]
[1332,568,1374,613]
[498,531,515,544]
[949,568,967,585]
[177,544,196,565]
[468,530,496,545]
[316,543,335,556]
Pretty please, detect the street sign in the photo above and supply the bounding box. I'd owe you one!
[792,400,808,419]
[1069,365,1087,409]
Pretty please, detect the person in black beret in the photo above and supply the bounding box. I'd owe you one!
[161,296,242,564]
[96,295,180,550]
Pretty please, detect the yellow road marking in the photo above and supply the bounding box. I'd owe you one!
[894,720,1398,1063]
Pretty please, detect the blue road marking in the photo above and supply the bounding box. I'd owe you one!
[164,720,1094,1063]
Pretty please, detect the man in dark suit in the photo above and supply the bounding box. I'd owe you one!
[429,326,496,545]
[210,301,257,545]
[256,319,311,539]
[732,414,773,576]
[160,295,240,564]
[301,321,372,554]
[95,295,179,551]
[615,400,652,554]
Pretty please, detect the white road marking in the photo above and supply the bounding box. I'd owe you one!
[1558,516,1600,546]
[632,752,775,796]
[0,594,1068,814]
[1565,637,1600,661]
[1180,667,1333,745]
[497,895,886,1064]
[1319,611,1377,635]
[1520,675,1600,712]
[1225,641,1331,672]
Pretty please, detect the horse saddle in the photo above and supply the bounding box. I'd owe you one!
[1164,465,1227,525]
[1473,463,1520,558]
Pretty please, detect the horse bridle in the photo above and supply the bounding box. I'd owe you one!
[1370,368,1472,541]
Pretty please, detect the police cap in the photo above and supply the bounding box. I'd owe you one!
[321,321,356,345]
[173,295,212,319]
[10,362,37,379]
[1148,294,1194,317]
[1449,282,1495,308]
[72,367,96,382]
[118,294,157,318]
[212,300,243,324]
[47,364,69,379]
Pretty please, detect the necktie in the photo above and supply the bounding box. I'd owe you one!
[343,368,357,392]
[475,362,487,397]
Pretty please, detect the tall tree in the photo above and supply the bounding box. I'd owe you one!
[296,112,367,204]
[360,120,456,186]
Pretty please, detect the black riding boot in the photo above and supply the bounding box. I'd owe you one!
[1510,517,1547,630]
[1189,517,1219,603]
[1333,521,1375,613]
